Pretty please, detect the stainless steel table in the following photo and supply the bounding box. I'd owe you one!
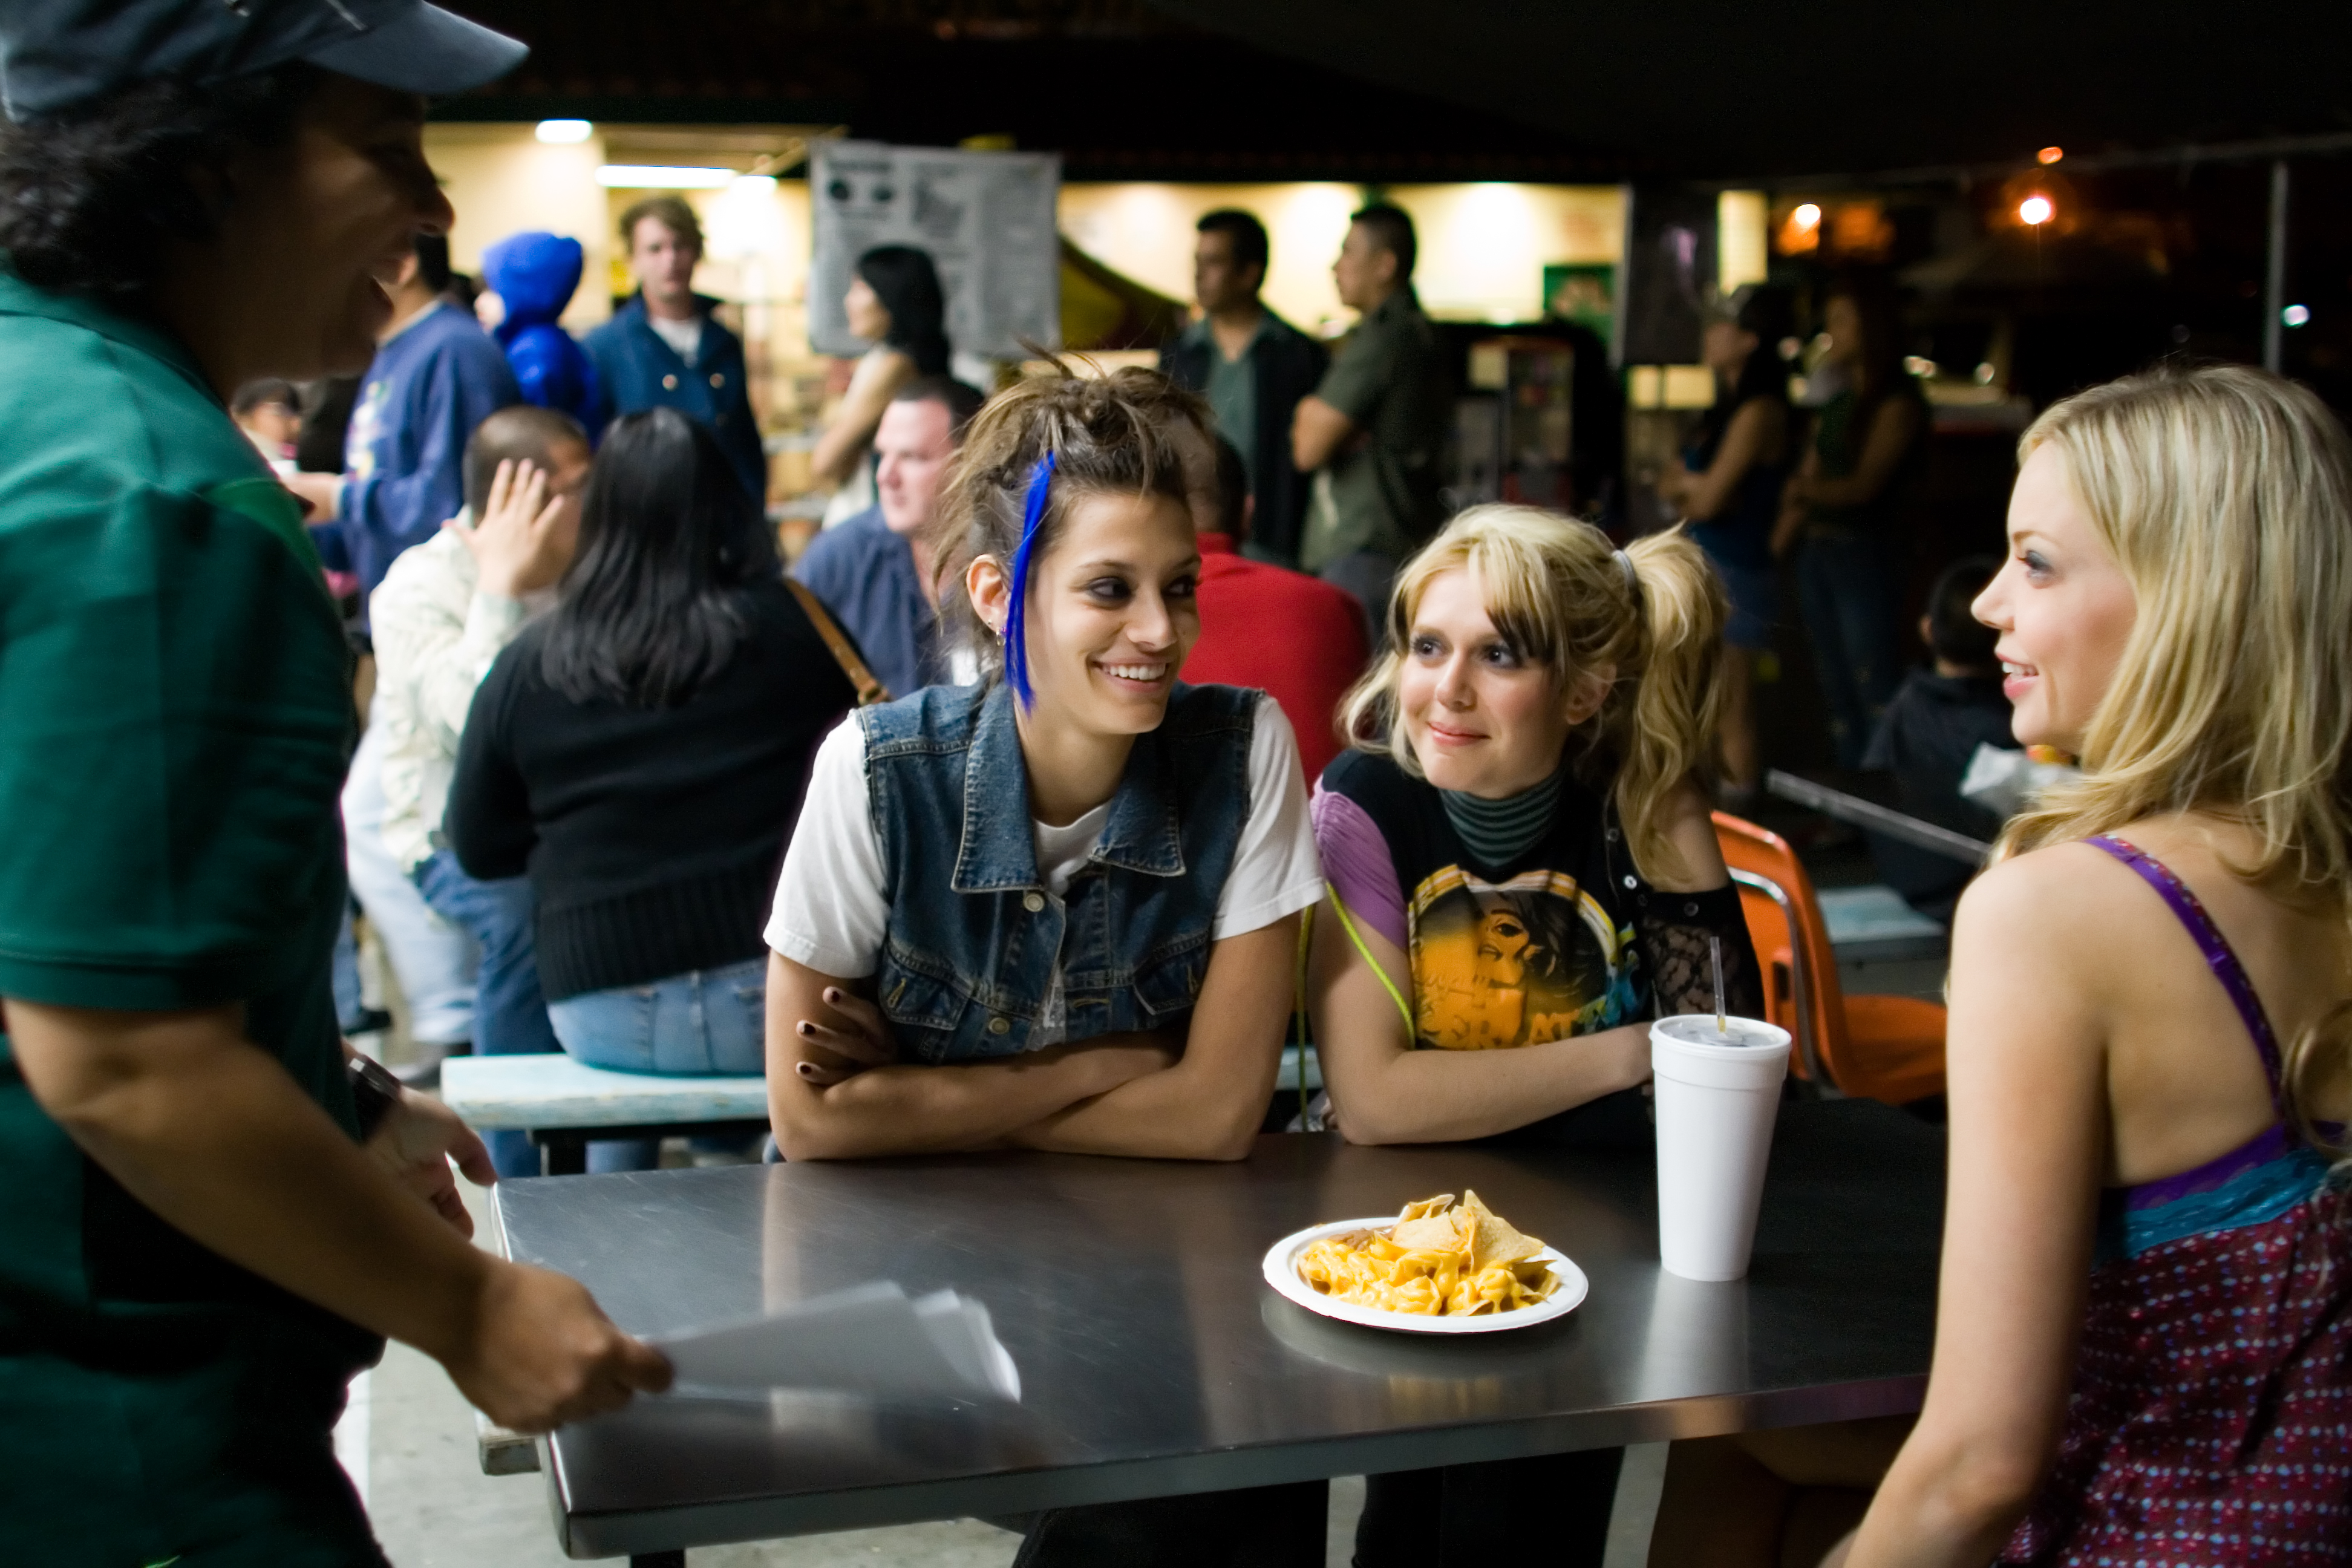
[496,1099,1944,1563]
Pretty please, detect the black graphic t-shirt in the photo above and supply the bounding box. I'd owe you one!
[1314,748,1763,1058]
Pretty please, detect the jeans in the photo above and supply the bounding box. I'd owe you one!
[547,958,769,1174]
[342,723,476,1045]
[1794,531,1901,769]
[413,848,559,1179]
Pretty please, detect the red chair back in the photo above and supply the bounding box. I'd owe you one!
[1712,811,1851,1086]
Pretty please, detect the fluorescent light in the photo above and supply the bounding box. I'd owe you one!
[595,165,735,189]
[729,174,779,192]
[535,119,592,144]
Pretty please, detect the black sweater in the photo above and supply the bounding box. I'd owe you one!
[446,578,858,1000]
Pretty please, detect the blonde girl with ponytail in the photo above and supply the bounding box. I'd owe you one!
[1306,505,1765,1563]
[1308,505,1762,1148]
[1651,365,2352,1568]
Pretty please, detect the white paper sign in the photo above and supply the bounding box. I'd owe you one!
[652,1281,1021,1403]
[809,140,1061,361]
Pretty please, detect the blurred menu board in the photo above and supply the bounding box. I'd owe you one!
[809,140,1062,360]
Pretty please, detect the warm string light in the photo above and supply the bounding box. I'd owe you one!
[2019,194,2054,226]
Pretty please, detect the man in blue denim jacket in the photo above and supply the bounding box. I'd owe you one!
[582,195,766,503]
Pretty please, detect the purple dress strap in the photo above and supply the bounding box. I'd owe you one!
[2085,835,2284,1100]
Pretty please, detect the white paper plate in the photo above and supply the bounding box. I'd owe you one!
[1261,1217,1589,1335]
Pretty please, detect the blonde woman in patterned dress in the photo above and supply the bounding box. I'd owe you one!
[1651,365,2352,1566]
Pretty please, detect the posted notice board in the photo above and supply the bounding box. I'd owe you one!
[809,140,1062,361]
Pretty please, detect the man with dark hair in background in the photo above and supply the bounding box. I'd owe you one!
[792,375,986,698]
[1181,433,1369,783]
[287,232,519,616]
[1864,555,2017,921]
[584,195,767,504]
[371,407,590,1128]
[1292,203,1448,636]
[1160,208,1326,567]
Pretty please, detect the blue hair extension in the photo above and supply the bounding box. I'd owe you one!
[1002,451,1057,708]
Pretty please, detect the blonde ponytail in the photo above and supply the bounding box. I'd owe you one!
[1338,506,1728,884]
[1615,529,1731,880]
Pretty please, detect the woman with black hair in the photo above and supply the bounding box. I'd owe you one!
[1770,273,1929,769]
[812,243,953,521]
[0,4,667,1560]
[1659,284,1794,802]
[446,408,861,1172]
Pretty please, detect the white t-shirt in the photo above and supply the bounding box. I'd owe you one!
[765,693,1324,1007]
[647,312,704,363]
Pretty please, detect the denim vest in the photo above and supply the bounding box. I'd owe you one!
[860,681,1258,1063]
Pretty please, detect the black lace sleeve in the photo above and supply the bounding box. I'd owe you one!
[1636,883,1766,1022]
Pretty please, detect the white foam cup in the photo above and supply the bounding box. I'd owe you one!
[1651,1014,1792,1281]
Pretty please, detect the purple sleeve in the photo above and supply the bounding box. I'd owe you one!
[1310,783,1408,952]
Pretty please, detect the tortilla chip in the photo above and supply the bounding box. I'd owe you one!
[1460,1189,1546,1272]
[1396,1194,1455,1226]
[1391,1212,1468,1252]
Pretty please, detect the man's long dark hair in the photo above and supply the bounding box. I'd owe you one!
[539,408,779,708]
[854,244,950,375]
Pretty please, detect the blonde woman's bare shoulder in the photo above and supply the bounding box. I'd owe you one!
[1952,837,2157,970]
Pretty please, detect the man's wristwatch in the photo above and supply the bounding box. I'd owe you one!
[348,1051,403,1141]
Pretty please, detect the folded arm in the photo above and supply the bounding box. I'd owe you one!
[763,952,1170,1160]
[1665,397,1786,522]
[1007,915,1299,1161]
[1292,395,1358,474]
[1793,394,1921,509]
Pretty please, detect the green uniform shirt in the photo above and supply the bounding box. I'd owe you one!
[0,264,382,1566]
[1300,286,1447,570]
[1184,313,1264,482]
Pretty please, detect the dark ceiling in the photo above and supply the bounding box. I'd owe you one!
[1148,0,2352,178]
[443,0,2352,182]
[440,0,1620,180]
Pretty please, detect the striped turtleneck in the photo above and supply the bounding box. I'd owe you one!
[1440,767,1563,868]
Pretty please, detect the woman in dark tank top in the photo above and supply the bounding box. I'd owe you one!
[1659,283,1795,802]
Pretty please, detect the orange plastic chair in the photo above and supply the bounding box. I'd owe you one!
[1712,811,1949,1106]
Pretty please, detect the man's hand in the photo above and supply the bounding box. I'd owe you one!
[283,469,342,521]
[439,1262,674,1434]
[791,985,900,1088]
[364,1088,497,1239]
[454,459,571,598]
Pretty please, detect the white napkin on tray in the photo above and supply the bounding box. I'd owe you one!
[651,1281,1021,1403]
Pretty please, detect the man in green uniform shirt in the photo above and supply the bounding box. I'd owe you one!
[0,4,668,1563]
[1292,203,1449,639]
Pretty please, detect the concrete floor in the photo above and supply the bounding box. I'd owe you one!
[340,1178,1668,1567]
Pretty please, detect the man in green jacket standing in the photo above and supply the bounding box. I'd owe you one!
[1292,202,1450,640]
[0,4,668,1563]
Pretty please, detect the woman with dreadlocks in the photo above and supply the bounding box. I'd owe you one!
[762,365,1321,1163]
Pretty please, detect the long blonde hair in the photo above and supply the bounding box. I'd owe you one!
[1338,506,1728,884]
[1997,365,2352,1149]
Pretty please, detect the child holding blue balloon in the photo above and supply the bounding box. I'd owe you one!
[762,365,1323,1164]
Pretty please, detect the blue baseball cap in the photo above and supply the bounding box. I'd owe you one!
[1,0,528,123]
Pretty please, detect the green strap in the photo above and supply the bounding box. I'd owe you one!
[1324,881,1415,1040]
